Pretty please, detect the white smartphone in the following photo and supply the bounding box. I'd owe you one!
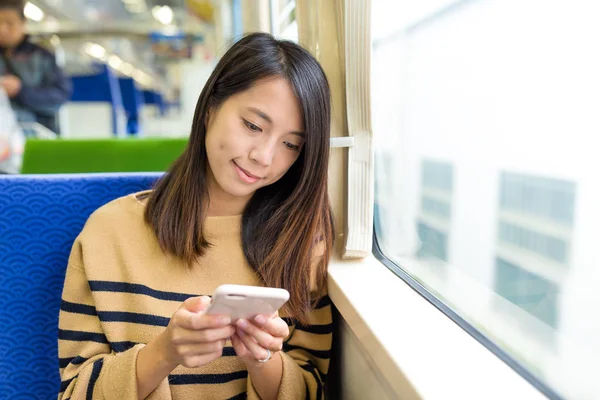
[204,284,290,320]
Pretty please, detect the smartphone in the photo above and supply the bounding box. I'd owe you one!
[204,284,290,320]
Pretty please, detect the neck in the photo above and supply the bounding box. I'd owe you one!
[206,173,252,217]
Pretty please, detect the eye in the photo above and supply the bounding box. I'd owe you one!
[284,142,301,151]
[243,119,262,132]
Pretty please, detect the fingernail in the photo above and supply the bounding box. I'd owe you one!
[237,319,247,329]
[219,316,231,325]
[254,315,267,325]
[201,295,211,303]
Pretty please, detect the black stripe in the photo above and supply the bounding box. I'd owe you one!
[107,341,236,357]
[59,329,108,344]
[222,346,236,357]
[89,280,197,302]
[169,370,248,385]
[300,362,327,381]
[59,375,76,393]
[57,336,158,356]
[227,393,247,400]
[111,341,139,353]
[61,300,97,316]
[300,362,324,399]
[59,357,71,369]
[59,355,88,369]
[97,311,170,327]
[86,359,103,400]
[283,343,330,359]
[72,356,88,365]
[294,323,333,335]
[314,296,331,309]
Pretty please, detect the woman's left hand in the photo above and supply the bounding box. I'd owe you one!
[231,311,290,367]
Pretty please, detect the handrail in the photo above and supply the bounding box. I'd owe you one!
[19,122,58,139]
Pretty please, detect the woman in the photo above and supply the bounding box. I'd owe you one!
[58,32,334,400]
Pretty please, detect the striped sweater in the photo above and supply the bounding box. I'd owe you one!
[58,192,332,399]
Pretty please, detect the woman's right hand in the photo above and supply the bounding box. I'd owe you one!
[160,295,236,368]
[137,296,235,398]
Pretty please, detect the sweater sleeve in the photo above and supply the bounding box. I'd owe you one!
[246,297,333,400]
[57,241,172,400]
[247,243,333,400]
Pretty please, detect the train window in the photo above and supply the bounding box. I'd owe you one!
[371,1,599,399]
[270,0,298,41]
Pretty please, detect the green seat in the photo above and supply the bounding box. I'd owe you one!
[21,138,188,174]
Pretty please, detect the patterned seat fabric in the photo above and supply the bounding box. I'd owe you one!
[0,173,161,400]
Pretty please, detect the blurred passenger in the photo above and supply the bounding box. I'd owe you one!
[0,0,71,135]
[58,33,334,400]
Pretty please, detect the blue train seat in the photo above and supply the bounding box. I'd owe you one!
[0,173,161,399]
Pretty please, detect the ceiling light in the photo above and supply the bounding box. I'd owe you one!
[84,42,106,59]
[24,2,45,22]
[133,70,152,86]
[152,5,173,25]
[108,55,123,70]
[120,63,134,76]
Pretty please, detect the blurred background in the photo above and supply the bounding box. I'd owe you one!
[12,0,297,138]
[0,0,299,174]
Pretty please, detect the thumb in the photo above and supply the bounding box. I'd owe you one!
[185,295,212,313]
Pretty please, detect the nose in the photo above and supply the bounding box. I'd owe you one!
[249,138,277,167]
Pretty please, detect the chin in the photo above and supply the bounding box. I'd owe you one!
[222,182,257,198]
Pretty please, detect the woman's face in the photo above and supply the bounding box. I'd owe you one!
[205,77,304,203]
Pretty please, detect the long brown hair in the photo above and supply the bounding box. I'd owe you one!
[145,33,333,323]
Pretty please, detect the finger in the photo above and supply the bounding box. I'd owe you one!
[181,350,224,368]
[191,325,236,343]
[236,319,283,351]
[183,295,212,313]
[253,315,290,338]
[175,310,231,331]
[177,295,221,330]
[178,340,226,357]
[230,333,250,358]
[237,329,271,361]
[174,325,236,345]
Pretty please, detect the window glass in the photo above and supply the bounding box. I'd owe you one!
[372,1,600,398]
[271,0,298,42]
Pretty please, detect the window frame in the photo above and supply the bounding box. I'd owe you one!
[372,229,562,400]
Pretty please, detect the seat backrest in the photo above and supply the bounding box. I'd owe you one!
[21,138,188,174]
[0,173,162,399]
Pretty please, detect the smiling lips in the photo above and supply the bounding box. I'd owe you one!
[233,161,262,184]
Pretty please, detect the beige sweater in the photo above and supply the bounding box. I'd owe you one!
[58,192,332,399]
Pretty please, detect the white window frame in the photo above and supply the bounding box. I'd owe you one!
[335,0,560,398]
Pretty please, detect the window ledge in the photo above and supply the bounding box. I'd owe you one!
[327,255,547,399]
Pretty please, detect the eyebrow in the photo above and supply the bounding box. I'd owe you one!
[247,107,272,123]
[247,107,305,138]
